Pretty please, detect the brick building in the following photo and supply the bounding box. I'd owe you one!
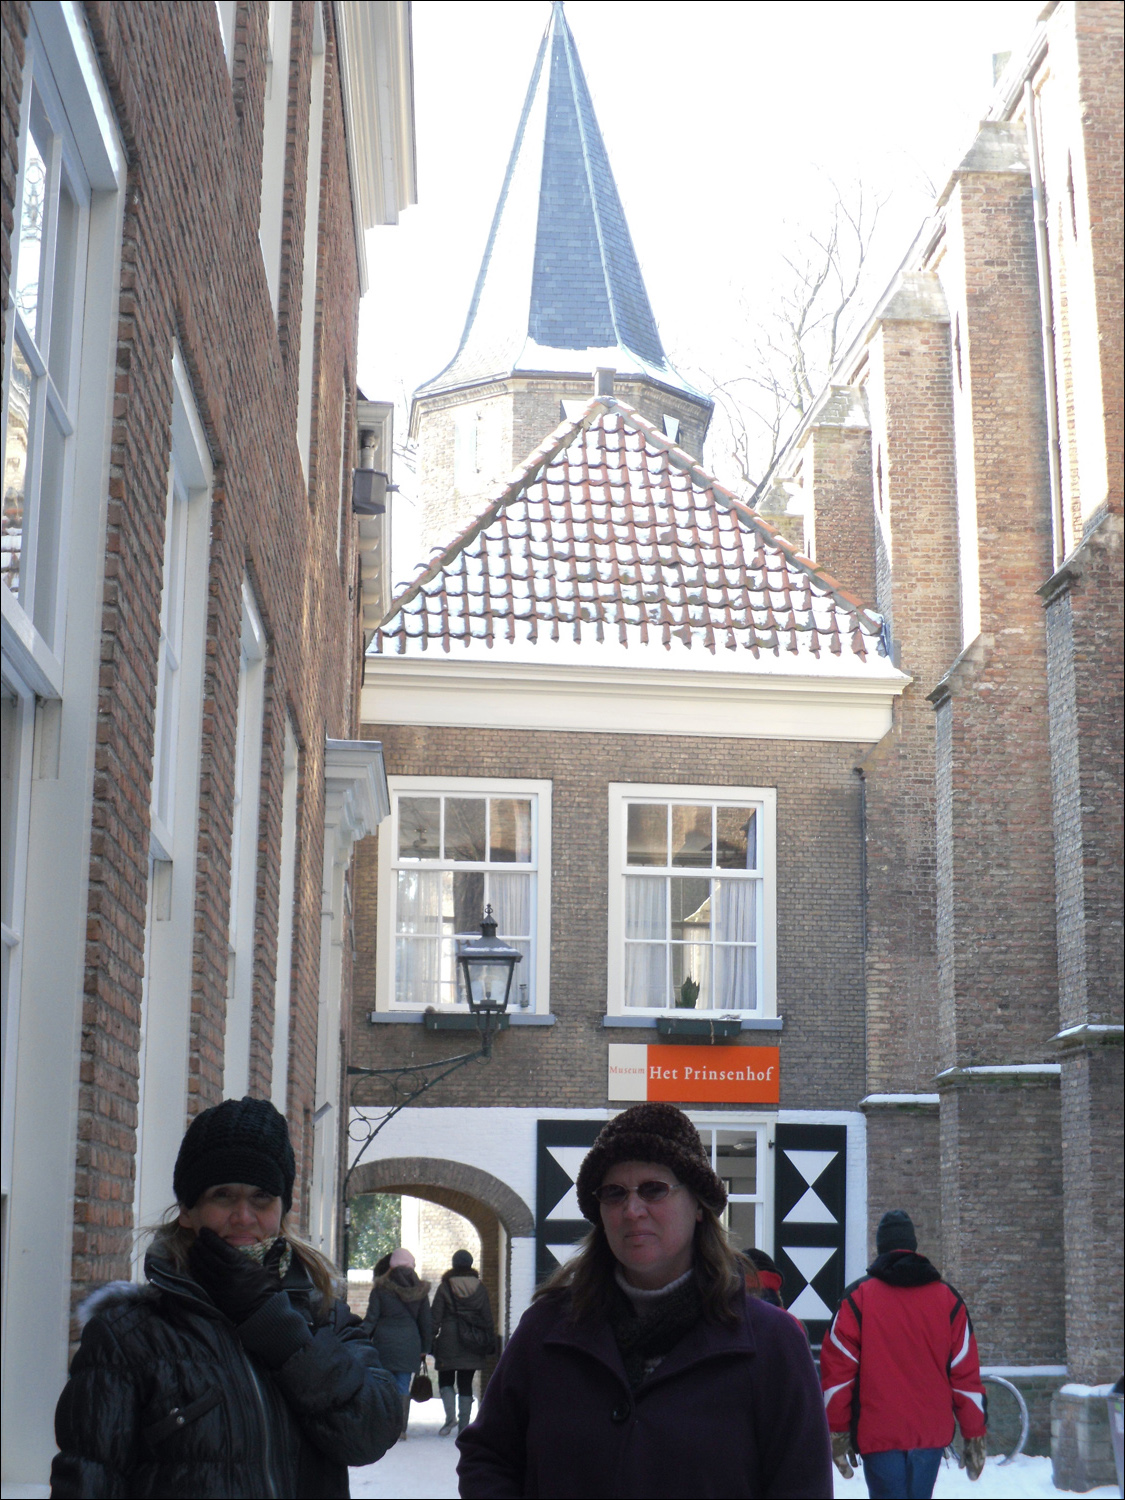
[351,0,909,1379]
[1,1,414,1487]
[350,1,1122,1481]
[759,2,1122,1481]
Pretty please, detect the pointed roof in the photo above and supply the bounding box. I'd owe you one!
[415,3,706,404]
[372,399,897,680]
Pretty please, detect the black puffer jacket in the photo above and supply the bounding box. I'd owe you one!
[50,1250,401,1498]
[432,1270,495,1371]
[362,1269,432,1373]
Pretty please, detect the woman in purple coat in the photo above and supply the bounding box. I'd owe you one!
[457,1103,832,1499]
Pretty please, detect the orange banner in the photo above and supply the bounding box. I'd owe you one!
[628,1045,779,1103]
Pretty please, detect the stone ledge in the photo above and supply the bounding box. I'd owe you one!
[935,1064,1061,1091]
[1050,1023,1124,1053]
[860,1092,940,1114]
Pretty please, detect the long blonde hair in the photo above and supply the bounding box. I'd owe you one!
[533,1206,752,1327]
[139,1208,341,1312]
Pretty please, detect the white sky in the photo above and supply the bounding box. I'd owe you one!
[358,0,1043,583]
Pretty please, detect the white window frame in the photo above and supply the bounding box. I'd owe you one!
[224,581,267,1097]
[689,1114,776,1255]
[295,3,325,478]
[215,0,238,70]
[131,349,213,1266]
[376,775,552,1016]
[606,782,777,1019]
[271,717,299,1110]
[1,6,106,695]
[258,0,292,318]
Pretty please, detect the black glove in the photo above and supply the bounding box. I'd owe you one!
[188,1228,286,1325]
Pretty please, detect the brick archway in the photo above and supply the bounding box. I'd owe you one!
[347,1155,534,1236]
[347,1157,534,1363]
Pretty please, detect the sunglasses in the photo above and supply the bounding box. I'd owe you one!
[594,1181,684,1207]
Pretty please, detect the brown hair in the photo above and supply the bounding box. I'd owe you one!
[140,1208,340,1312]
[533,1205,754,1327]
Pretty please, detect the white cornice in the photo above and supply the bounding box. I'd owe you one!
[361,658,908,743]
[334,1,417,294]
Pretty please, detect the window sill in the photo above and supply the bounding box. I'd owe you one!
[367,1011,555,1027]
[602,1014,782,1032]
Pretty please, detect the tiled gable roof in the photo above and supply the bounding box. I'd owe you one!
[373,400,888,668]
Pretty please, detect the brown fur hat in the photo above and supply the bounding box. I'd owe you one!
[575,1103,727,1222]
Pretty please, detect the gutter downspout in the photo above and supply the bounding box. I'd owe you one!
[1023,80,1066,570]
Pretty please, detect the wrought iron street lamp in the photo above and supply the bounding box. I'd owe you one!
[456,905,523,1051]
[341,908,522,1268]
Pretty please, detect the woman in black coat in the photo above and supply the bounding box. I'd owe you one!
[50,1097,401,1499]
[362,1248,432,1438]
[458,1104,833,1499]
[431,1249,495,1435]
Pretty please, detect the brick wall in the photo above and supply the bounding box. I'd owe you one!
[805,391,876,607]
[352,723,868,1112]
[64,0,361,1305]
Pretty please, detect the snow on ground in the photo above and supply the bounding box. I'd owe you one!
[350,1397,460,1499]
[351,1407,1120,1500]
[833,1451,1118,1500]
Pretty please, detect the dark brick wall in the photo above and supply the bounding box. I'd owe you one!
[863,1107,942,1264]
[939,1076,1065,1365]
[352,723,869,1112]
[54,0,362,1306]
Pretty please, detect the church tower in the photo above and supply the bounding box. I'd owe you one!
[411,1,712,551]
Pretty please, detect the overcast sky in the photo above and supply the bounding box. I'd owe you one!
[359,0,1043,580]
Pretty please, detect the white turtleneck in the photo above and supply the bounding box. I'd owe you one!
[613,1265,693,1306]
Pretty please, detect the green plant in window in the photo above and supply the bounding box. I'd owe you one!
[677,976,700,1010]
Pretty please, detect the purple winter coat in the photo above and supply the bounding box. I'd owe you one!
[456,1288,832,1498]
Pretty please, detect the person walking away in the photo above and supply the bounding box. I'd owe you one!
[432,1249,495,1436]
[362,1247,432,1440]
[820,1209,987,1500]
[458,1103,832,1498]
[50,1095,401,1498]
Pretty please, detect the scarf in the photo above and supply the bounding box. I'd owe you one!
[607,1270,703,1390]
[238,1235,293,1280]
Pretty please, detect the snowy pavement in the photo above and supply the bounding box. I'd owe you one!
[350,1401,1120,1500]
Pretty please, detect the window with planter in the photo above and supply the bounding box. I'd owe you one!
[607,783,776,1017]
[376,777,552,1015]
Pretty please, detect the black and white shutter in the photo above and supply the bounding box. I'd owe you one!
[773,1123,847,1346]
[535,1120,605,1284]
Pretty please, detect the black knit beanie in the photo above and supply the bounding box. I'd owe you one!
[575,1103,727,1222]
[876,1209,918,1254]
[451,1249,474,1270]
[173,1096,295,1212]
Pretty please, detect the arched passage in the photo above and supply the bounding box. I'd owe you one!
[348,1158,534,1360]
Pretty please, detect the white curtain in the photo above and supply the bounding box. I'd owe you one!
[713,878,757,942]
[715,945,757,1010]
[624,943,666,1007]
[396,870,443,934]
[395,935,440,1006]
[488,872,532,938]
[625,876,665,939]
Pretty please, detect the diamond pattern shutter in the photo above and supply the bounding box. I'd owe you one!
[535,1119,605,1284]
[773,1123,847,1346]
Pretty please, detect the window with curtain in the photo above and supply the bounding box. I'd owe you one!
[384,781,549,1012]
[608,786,775,1015]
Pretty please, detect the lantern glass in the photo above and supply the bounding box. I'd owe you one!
[456,906,522,1017]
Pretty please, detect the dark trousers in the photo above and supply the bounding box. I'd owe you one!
[438,1369,474,1397]
[861,1447,944,1500]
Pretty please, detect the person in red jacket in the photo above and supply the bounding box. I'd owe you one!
[819,1210,987,1500]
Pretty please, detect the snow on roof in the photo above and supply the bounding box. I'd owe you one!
[372,399,894,677]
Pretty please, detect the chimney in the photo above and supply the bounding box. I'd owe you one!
[594,367,615,397]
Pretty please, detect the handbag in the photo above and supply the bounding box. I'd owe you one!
[410,1360,433,1403]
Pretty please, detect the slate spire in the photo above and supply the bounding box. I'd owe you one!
[417,2,700,398]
